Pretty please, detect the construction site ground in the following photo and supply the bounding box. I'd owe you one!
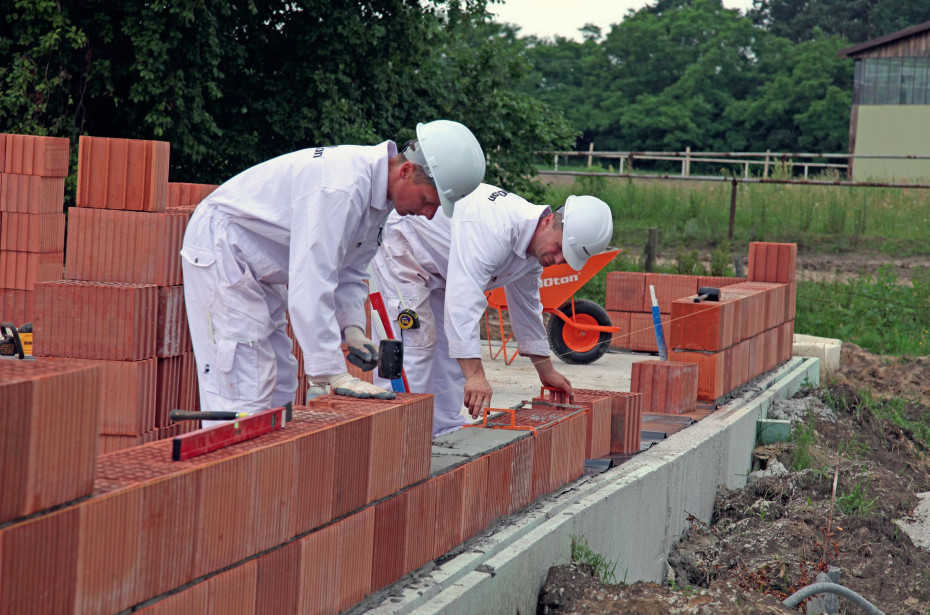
[537,342,930,615]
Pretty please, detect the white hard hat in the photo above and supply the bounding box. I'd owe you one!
[402,120,486,217]
[561,195,614,271]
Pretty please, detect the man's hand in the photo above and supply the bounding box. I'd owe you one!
[327,373,396,400]
[530,355,574,403]
[344,325,378,372]
[458,358,493,419]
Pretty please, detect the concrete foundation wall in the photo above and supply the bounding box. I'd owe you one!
[367,356,820,615]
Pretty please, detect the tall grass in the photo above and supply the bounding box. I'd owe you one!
[796,266,930,356]
[543,176,930,255]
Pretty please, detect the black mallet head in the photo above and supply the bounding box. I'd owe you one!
[693,286,721,303]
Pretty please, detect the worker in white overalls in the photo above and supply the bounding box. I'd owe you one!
[370,183,614,436]
[180,120,485,423]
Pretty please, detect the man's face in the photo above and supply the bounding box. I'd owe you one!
[528,215,567,267]
[392,163,441,219]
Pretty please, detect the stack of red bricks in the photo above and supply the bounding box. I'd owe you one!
[605,272,746,352]
[0,134,70,324]
[536,386,645,457]
[0,389,591,614]
[668,242,797,401]
[32,136,204,452]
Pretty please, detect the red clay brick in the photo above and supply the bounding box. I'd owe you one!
[335,506,375,612]
[404,479,438,571]
[65,208,189,285]
[0,507,80,615]
[76,136,170,212]
[205,559,257,615]
[251,442,297,552]
[372,490,409,590]
[0,250,63,290]
[0,212,65,252]
[0,288,35,324]
[255,541,299,615]
[297,522,338,615]
[607,310,632,350]
[569,391,612,459]
[461,455,491,540]
[33,280,158,360]
[643,273,699,313]
[1,134,70,177]
[669,296,737,352]
[168,182,218,208]
[0,173,65,213]
[668,350,727,402]
[434,467,467,556]
[0,360,102,523]
[486,445,515,522]
[75,489,144,614]
[629,311,664,353]
[605,271,645,311]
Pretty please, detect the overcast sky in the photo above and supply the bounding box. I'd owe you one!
[488,0,756,41]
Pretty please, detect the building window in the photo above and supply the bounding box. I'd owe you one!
[854,57,930,105]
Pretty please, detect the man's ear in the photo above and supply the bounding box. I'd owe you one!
[399,161,415,179]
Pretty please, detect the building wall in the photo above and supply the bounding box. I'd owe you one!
[851,104,930,181]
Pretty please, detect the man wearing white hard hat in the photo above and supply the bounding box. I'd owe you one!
[181,120,485,423]
[370,183,614,436]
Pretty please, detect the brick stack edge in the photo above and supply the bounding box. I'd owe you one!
[605,271,747,352]
[0,391,590,615]
[0,134,69,323]
[667,242,797,401]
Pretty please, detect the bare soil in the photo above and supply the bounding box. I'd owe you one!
[537,343,930,614]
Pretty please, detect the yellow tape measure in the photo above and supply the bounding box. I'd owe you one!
[397,309,420,330]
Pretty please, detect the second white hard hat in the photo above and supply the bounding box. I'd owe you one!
[403,120,486,217]
[561,195,614,271]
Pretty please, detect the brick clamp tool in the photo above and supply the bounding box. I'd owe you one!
[168,402,293,461]
[694,286,721,303]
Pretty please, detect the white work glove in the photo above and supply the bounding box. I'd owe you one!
[344,325,379,372]
[328,373,396,400]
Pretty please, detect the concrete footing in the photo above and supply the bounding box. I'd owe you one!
[363,356,821,615]
[793,334,841,381]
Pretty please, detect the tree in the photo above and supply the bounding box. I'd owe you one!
[0,0,575,196]
[749,0,930,43]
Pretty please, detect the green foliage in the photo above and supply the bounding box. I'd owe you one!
[749,0,930,44]
[709,241,732,277]
[796,266,930,356]
[789,414,818,471]
[836,479,878,516]
[0,1,575,196]
[570,535,619,584]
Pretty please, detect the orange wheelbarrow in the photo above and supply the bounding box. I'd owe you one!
[484,248,621,365]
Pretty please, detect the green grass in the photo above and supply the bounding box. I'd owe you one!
[570,535,619,584]
[789,415,819,472]
[836,479,879,516]
[795,266,930,356]
[542,176,930,256]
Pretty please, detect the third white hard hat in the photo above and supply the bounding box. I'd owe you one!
[561,195,614,271]
[405,120,486,217]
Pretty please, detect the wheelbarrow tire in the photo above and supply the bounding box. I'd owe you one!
[547,299,612,365]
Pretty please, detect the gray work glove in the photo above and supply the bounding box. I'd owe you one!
[327,373,396,400]
[344,325,379,372]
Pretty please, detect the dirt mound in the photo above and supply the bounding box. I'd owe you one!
[538,379,930,615]
[832,342,930,400]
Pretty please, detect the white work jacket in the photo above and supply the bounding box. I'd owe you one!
[378,183,550,359]
[195,141,396,377]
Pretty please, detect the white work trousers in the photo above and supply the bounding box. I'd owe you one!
[370,264,468,437]
[180,210,298,426]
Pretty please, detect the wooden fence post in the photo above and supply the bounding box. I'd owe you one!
[728,179,738,241]
[587,142,594,168]
[645,227,658,272]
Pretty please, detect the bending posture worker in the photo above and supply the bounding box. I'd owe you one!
[180,120,485,420]
[370,183,613,436]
